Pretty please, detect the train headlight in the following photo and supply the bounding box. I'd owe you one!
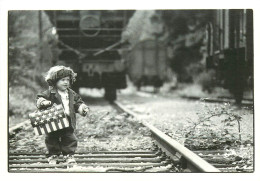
[79,15,100,37]
[51,27,57,35]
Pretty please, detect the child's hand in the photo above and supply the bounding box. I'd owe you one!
[82,105,90,116]
[37,98,52,109]
[41,100,52,106]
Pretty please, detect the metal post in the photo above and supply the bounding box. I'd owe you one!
[38,10,43,64]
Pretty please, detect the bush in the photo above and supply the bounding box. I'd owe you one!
[183,101,251,150]
[9,86,37,116]
[9,11,57,87]
[9,85,39,128]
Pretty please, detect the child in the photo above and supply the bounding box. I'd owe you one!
[36,65,89,165]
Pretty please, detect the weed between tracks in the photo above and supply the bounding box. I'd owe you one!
[184,101,253,150]
[183,101,254,171]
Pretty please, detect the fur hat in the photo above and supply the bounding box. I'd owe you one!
[45,65,77,86]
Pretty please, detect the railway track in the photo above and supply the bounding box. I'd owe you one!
[9,150,176,172]
[10,100,252,172]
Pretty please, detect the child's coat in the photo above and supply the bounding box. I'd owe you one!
[36,88,86,129]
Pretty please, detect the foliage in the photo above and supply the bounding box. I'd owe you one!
[9,11,58,87]
[8,37,38,86]
[9,85,40,128]
[184,101,248,150]
[160,10,212,39]
[9,11,60,128]
[9,86,37,115]
[160,10,212,83]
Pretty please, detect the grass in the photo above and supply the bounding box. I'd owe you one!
[9,85,39,128]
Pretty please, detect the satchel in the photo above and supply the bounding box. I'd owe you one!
[29,104,70,135]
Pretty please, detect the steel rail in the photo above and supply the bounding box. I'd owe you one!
[113,101,220,172]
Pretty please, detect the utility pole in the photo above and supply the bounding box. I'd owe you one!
[34,10,43,82]
[38,10,43,64]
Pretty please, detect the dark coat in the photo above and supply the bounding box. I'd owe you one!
[36,88,84,129]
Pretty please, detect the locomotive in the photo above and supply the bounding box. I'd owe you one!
[205,9,253,104]
[124,39,168,90]
[45,10,135,101]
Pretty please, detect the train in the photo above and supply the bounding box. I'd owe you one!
[123,39,169,90]
[45,10,135,102]
[205,9,253,104]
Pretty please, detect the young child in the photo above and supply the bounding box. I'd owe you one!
[36,65,89,165]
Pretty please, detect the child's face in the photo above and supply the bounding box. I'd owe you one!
[56,76,70,91]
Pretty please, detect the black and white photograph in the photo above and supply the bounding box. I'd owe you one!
[1,0,259,178]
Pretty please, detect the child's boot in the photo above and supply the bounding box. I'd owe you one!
[64,154,76,165]
[47,155,59,164]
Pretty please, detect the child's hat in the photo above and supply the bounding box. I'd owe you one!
[45,65,77,86]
